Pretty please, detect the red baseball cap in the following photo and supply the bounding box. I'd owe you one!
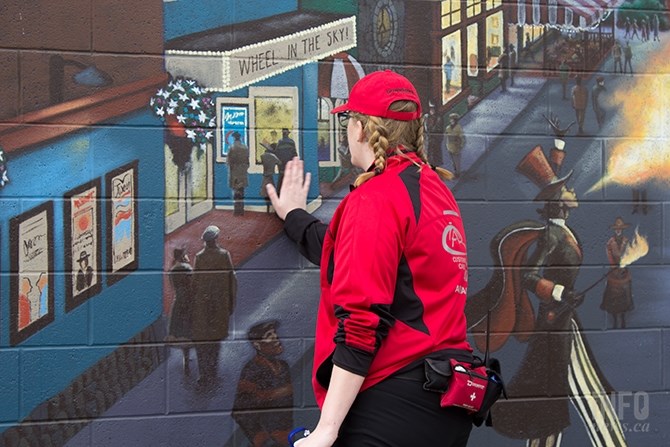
[331,70,422,121]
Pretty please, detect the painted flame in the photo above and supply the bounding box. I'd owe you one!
[587,39,670,194]
[619,227,649,268]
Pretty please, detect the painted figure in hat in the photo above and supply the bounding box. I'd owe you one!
[445,113,465,178]
[571,76,588,134]
[423,101,444,167]
[275,128,298,191]
[260,141,281,213]
[601,217,634,329]
[75,250,94,292]
[466,144,626,447]
[266,70,472,446]
[228,131,250,216]
[232,320,293,447]
[192,225,237,388]
[167,247,195,375]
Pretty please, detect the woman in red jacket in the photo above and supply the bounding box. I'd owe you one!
[267,70,473,447]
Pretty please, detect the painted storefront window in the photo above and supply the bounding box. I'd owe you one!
[190,144,209,204]
[486,11,503,72]
[441,0,461,29]
[165,143,180,218]
[466,0,482,18]
[442,31,462,104]
[467,23,479,77]
[317,97,334,163]
[252,87,299,166]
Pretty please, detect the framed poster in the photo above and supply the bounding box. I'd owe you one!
[106,160,139,285]
[216,97,249,162]
[64,179,103,312]
[9,201,55,345]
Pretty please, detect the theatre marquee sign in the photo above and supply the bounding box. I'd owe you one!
[166,16,356,92]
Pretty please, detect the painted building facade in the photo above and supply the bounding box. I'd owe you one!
[0,0,669,446]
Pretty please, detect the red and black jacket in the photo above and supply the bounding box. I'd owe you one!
[284,151,472,407]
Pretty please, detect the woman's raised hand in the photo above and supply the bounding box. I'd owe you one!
[266,157,311,220]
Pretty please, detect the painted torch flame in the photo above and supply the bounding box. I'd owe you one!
[619,227,649,268]
[587,39,670,194]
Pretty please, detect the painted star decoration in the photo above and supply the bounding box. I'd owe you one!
[150,77,216,150]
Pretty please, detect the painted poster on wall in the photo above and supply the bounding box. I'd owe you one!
[9,201,55,345]
[64,179,102,311]
[106,160,139,285]
[218,104,248,159]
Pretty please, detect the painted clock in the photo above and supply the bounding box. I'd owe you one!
[372,0,400,58]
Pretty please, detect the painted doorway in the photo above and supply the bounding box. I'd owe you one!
[165,142,213,234]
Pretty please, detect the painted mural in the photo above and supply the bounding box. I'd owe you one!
[0,0,669,446]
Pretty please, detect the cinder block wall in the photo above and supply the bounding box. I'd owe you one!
[0,1,669,446]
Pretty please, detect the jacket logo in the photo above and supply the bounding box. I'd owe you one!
[442,223,466,256]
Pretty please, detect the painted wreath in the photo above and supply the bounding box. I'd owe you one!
[150,77,216,151]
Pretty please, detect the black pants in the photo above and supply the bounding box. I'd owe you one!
[334,374,472,447]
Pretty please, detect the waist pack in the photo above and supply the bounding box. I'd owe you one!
[423,355,507,427]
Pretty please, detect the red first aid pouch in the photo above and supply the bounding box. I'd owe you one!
[439,359,489,412]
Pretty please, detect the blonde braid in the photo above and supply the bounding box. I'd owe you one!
[414,115,429,164]
[353,115,390,187]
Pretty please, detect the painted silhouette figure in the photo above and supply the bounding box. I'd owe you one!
[192,225,237,388]
[167,247,195,375]
[228,131,250,216]
[233,320,294,447]
[600,217,634,329]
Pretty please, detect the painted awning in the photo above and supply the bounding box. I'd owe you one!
[165,12,356,92]
[511,0,625,29]
[318,52,365,99]
[557,0,625,27]
[558,0,599,21]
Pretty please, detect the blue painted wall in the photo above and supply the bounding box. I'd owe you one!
[0,111,165,422]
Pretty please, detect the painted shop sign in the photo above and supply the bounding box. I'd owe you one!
[166,16,356,92]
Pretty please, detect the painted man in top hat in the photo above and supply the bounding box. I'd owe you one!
[466,142,626,447]
[232,320,294,447]
[600,217,634,329]
[192,225,237,388]
[228,131,250,216]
